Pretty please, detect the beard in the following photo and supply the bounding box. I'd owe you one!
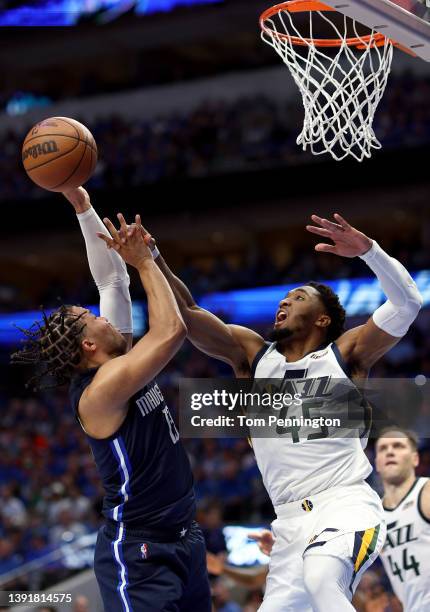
[268,326,293,342]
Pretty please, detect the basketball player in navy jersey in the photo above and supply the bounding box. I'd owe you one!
[12,188,211,612]
[136,214,422,611]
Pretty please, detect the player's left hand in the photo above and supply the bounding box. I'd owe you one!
[306,213,372,258]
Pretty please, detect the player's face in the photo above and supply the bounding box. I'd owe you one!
[375,431,419,485]
[70,306,127,357]
[273,286,327,337]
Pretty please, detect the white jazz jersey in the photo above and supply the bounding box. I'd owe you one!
[251,342,372,505]
[380,477,430,611]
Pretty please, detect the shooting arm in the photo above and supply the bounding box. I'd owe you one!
[65,188,133,351]
[156,254,264,375]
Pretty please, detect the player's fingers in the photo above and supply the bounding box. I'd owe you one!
[248,533,262,542]
[315,243,337,254]
[310,214,326,227]
[96,232,112,246]
[127,224,136,238]
[333,213,352,230]
[135,214,142,228]
[306,225,332,238]
[103,217,121,242]
[117,213,128,242]
[97,232,120,250]
[318,218,344,232]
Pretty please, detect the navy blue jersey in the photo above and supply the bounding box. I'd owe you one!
[69,367,196,532]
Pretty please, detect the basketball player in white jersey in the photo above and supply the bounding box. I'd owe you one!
[376,427,430,611]
[118,214,422,610]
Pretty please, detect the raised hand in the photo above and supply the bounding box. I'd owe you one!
[97,213,152,268]
[306,213,372,258]
[62,186,91,213]
[120,220,156,250]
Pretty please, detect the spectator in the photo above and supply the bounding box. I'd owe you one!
[212,578,242,612]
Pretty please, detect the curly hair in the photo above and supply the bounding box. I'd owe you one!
[10,305,87,391]
[308,281,346,343]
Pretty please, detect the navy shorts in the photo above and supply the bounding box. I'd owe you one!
[94,520,211,612]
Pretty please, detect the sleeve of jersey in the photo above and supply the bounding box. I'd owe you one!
[76,208,133,334]
[359,241,423,338]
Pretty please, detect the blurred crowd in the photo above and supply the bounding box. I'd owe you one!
[1,71,430,202]
[2,208,430,313]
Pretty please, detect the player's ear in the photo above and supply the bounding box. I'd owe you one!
[81,338,96,354]
[316,314,331,329]
[413,450,419,469]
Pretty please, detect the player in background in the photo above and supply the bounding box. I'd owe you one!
[12,188,211,612]
[376,427,430,611]
[136,214,423,611]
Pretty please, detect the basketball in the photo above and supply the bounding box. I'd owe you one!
[22,117,97,192]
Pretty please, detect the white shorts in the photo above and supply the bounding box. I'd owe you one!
[259,481,386,612]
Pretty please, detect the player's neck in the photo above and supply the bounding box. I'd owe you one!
[277,334,325,362]
[383,472,417,509]
[83,351,114,369]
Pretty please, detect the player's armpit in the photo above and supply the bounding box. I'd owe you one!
[78,327,186,438]
[336,319,401,372]
[184,306,265,376]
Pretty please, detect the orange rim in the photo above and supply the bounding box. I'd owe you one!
[259,0,389,49]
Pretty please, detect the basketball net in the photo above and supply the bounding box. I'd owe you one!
[260,1,394,162]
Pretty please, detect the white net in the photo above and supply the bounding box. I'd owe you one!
[261,5,394,161]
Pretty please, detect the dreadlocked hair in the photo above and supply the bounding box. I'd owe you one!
[10,305,87,391]
[308,281,346,344]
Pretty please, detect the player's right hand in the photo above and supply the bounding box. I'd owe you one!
[97,213,152,268]
[248,529,275,556]
[62,186,91,213]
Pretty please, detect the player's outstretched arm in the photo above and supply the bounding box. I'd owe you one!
[82,215,186,420]
[307,214,423,372]
[141,231,264,376]
[62,187,133,352]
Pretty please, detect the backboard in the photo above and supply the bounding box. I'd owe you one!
[320,0,430,60]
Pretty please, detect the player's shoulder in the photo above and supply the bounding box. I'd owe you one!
[335,326,364,357]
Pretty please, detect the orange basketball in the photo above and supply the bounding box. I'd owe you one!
[22,117,98,192]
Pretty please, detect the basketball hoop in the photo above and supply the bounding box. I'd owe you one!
[260,0,395,161]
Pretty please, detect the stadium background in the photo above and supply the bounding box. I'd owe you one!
[0,1,430,609]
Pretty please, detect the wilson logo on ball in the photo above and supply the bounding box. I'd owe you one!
[22,140,59,161]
